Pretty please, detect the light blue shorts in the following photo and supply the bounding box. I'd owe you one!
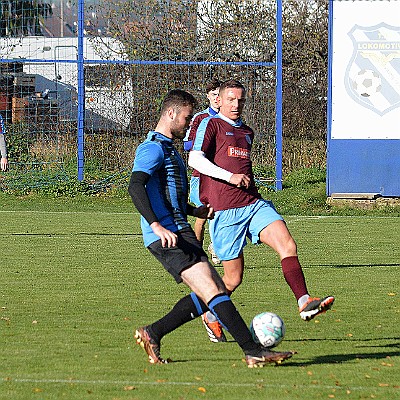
[189,176,202,207]
[209,199,284,261]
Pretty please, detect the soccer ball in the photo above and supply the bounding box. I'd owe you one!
[352,69,382,98]
[250,312,286,348]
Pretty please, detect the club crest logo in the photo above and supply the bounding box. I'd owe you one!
[344,23,400,115]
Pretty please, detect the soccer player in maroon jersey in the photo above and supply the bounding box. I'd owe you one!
[189,79,335,342]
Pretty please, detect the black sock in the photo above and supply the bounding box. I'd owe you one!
[149,293,208,341]
[208,294,259,354]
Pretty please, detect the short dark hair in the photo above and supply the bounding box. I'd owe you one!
[219,79,246,95]
[205,78,221,94]
[161,89,197,114]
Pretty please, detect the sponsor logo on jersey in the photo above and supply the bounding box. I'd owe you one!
[227,146,250,159]
[225,131,234,136]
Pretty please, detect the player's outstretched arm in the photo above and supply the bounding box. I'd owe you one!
[188,150,232,182]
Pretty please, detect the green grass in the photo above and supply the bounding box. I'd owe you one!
[1,198,399,399]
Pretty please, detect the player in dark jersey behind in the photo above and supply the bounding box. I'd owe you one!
[189,79,335,341]
[128,88,294,367]
[183,78,226,342]
[184,78,221,266]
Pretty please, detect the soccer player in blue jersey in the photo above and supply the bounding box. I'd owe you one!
[189,79,335,340]
[128,89,294,367]
[0,115,9,171]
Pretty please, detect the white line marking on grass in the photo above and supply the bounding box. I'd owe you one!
[0,210,137,215]
[284,215,399,223]
[0,211,396,220]
[5,378,392,391]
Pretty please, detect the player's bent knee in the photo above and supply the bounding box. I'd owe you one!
[224,277,242,293]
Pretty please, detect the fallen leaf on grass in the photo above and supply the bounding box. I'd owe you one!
[388,292,396,296]
[378,383,389,387]
[198,387,206,393]
[381,362,393,367]
[124,386,136,391]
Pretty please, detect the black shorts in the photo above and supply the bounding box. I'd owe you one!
[148,227,208,283]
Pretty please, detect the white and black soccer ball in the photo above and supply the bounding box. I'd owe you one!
[250,311,286,348]
[352,69,382,98]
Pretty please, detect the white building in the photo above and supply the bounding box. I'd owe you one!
[0,36,132,130]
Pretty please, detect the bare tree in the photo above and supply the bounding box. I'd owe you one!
[89,0,329,171]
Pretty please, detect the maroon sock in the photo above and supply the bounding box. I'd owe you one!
[281,256,308,300]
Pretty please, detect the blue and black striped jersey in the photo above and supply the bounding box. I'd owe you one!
[133,131,190,247]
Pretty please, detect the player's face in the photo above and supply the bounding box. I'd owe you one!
[171,105,194,139]
[207,88,220,110]
[217,87,246,120]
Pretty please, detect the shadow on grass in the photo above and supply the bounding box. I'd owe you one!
[293,350,400,366]
[152,350,400,366]
[167,338,400,365]
[320,263,400,268]
[287,337,399,344]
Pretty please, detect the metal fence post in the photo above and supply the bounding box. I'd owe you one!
[275,0,283,190]
[77,0,85,181]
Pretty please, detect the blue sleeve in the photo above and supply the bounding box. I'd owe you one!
[183,140,193,151]
[133,141,164,175]
[192,118,210,151]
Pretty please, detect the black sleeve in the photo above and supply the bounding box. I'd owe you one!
[186,203,195,216]
[128,171,158,225]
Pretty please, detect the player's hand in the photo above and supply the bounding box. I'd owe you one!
[229,173,251,188]
[150,222,177,248]
[193,204,214,220]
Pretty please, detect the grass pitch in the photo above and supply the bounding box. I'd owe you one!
[1,202,399,399]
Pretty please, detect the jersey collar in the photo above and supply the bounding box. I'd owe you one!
[208,106,219,116]
[216,113,243,127]
[148,131,173,143]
